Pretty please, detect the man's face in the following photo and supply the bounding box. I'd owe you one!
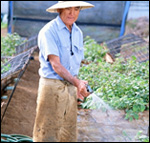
[59,7,80,28]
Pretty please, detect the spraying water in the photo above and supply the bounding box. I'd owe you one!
[84,85,112,112]
[90,93,112,110]
[82,92,112,112]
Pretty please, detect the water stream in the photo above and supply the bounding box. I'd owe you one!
[89,93,112,110]
[83,92,112,113]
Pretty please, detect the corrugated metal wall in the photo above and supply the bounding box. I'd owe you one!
[1,1,8,14]
[128,1,149,19]
[12,1,126,42]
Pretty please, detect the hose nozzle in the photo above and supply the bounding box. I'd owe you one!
[86,84,93,94]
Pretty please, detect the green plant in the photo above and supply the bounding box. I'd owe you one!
[79,36,149,120]
[1,33,26,74]
[1,22,7,29]
[135,131,149,142]
[84,36,108,63]
[1,33,25,57]
[1,62,11,74]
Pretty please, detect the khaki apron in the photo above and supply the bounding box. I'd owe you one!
[33,77,77,142]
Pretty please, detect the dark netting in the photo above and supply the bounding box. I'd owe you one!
[106,34,149,63]
[1,35,38,80]
[15,36,37,55]
[1,47,36,80]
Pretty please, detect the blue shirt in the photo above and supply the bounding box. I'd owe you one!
[38,16,84,80]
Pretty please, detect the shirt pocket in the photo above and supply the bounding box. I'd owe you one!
[74,44,84,62]
[72,44,84,75]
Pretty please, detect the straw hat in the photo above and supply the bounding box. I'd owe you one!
[46,1,94,13]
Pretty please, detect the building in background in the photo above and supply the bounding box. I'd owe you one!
[1,1,8,23]
[127,1,149,19]
[7,1,126,43]
[2,1,149,42]
[1,1,8,14]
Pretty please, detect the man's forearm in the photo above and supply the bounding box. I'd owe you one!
[53,62,79,87]
[48,55,80,87]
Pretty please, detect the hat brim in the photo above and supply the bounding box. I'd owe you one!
[46,1,94,13]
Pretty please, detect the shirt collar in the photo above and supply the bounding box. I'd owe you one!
[56,15,78,31]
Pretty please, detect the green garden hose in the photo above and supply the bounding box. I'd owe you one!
[1,134,33,142]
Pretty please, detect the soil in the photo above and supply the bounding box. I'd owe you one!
[125,17,149,43]
[1,17,149,140]
[1,52,40,137]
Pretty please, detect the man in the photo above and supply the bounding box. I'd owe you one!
[33,1,94,142]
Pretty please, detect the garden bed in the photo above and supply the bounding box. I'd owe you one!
[1,17,149,142]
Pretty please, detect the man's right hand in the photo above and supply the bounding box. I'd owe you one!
[76,80,90,101]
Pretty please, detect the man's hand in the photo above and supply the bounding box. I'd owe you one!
[76,80,90,102]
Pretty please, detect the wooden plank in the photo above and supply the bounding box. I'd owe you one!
[101,43,115,64]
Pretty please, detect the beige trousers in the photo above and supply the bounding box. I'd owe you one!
[33,77,77,142]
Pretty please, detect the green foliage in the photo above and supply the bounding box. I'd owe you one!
[1,33,25,57]
[135,131,149,142]
[1,61,11,74]
[79,36,149,120]
[84,36,108,63]
[1,33,26,74]
[1,22,7,29]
